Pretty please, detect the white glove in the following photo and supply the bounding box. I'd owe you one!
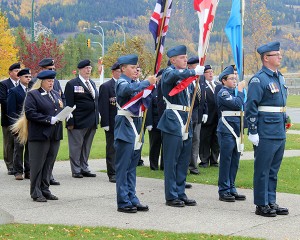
[51,116,59,125]
[248,133,259,146]
[146,125,153,131]
[195,65,205,75]
[202,114,208,123]
[66,113,73,121]
[103,126,109,131]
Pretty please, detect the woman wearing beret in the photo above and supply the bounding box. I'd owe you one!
[12,70,63,202]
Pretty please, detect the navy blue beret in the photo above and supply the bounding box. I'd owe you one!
[118,54,138,65]
[111,62,120,70]
[167,45,187,58]
[257,41,280,55]
[17,68,31,77]
[77,59,92,69]
[39,58,54,67]
[37,70,56,80]
[219,65,234,82]
[204,65,212,72]
[9,63,21,71]
[187,56,199,65]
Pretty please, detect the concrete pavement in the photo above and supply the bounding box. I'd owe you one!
[1,157,300,240]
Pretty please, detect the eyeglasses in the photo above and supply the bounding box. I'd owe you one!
[24,76,32,78]
[227,77,237,81]
[266,53,282,57]
[204,70,213,74]
[47,68,56,71]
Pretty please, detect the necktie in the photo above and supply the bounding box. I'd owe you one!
[25,88,28,92]
[48,92,55,103]
[209,81,215,93]
[86,80,95,99]
[196,85,201,103]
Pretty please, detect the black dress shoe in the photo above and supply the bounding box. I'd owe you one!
[72,173,83,178]
[185,183,192,189]
[199,163,208,168]
[180,197,197,206]
[137,159,144,166]
[166,199,185,207]
[33,196,47,202]
[210,163,219,167]
[81,171,96,177]
[269,203,289,215]
[7,168,14,175]
[117,206,137,213]
[109,176,116,183]
[135,203,149,211]
[45,194,59,200]
[50,179,60,185]
[219,193,235,202]
[255,205,277,217]
[190,170,200,175]
[231,192,246,201]
[24,172,30,179]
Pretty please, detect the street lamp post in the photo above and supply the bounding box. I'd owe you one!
[98,20,126,45]
[94,25,105,56]
[31,0,35,42]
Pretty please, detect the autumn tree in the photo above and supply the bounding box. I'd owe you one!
[244,0,274,74]
[0,13,19,79]
[17,31,65,77]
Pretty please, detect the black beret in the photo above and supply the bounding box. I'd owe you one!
[187,57,199,65]
[77,59,92,69]
[118,54,138,65]
[17,68,31,77]
[37,70,56,80]
[204,65,212,72]
[9,63,21,71]
[39,58,55,67]
[111,62,120,70]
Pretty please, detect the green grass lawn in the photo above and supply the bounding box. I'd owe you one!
[287,95,300,108]
[291,123,300,130]
[136,156,300,195]
[0,224,261,240]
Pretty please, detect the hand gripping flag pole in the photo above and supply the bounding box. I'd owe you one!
[184,0,219,134]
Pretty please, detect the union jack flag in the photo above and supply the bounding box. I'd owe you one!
[122,85,155,116]
[149,0,172,74]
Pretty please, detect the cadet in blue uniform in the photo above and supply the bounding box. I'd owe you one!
[246,41,289,217]
[157,45,204,207]
[217,66,246,202]
[25,70,63,202]
[114,54,157,213]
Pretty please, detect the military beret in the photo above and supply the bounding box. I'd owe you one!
[187,56,199,65]
[77,59,92,69]
[219,65,234,82]
[9,63,21,71]
[167,45,187,58]
[17,68,31,77]
[37,70,56,80]
[39,58,55,67]
[204,65,212,73]
[257,41,280,55]
[118,54,138,65]
[111,62,120,70]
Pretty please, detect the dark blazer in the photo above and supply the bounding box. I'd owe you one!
[25,88,63,141]
[65,76,99,129]
[203,80,219,126]
[7,85,26,126]
[145,85,160,131]
[0,79,17,127]
[98,78,117,132]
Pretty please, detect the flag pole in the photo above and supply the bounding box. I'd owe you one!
[139,0,170,143]
[240,0,245,148]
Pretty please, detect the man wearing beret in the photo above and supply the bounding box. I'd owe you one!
[157,45,204,207]
[98,62,121,183]
[7,68,31,180]
[246,41,289,217]
[65,59,99,179]
[114,54,156,213]
[187,57,208,175]
[199,64,220,168]
[0,63,21,175]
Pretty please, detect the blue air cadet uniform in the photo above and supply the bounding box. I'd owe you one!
[114,54,151,213]
[246,41,289,217]
[157,45,198,207]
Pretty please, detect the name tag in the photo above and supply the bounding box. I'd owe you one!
[74,86,84,93]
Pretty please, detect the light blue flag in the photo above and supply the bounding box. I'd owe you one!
[225,0,243,79]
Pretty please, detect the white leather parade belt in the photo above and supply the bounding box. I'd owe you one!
[258,106,286,113]
[166,104,190,112]
[221,111,241,117]
[117,109,142,117]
